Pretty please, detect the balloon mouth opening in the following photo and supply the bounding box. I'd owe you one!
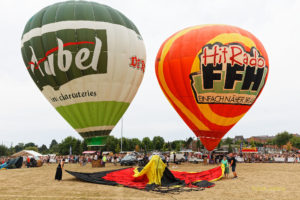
[86,136,108,146]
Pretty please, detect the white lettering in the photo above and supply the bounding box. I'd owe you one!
[29,46,44,76]
[44,54,56,76]
[57,38,72,72]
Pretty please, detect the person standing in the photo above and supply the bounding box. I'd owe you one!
[173,152,176,163]
[229,153,237,179]
[102,154,107,167]
[166,155,170,167]
[221,156,229,179]
[55,159,65,181]
[113,154,117,166]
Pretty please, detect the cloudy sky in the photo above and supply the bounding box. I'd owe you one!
[0,0,299,147]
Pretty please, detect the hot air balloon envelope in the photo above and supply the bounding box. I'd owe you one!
[155,25,268,151]
[21,1,146,146]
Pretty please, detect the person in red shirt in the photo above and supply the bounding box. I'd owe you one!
[26,157,30,168]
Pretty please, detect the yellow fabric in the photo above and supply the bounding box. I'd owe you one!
[133,155,166,185]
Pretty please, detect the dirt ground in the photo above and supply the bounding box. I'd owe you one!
[0,162,300,200]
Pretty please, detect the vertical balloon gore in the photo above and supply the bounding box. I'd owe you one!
[21,1,146,146]
[155,25,268,151]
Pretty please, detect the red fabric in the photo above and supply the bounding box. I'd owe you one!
[102,168,148,189]
[102,166,222,189]
[171,166,222,186]
[242,149,258,153]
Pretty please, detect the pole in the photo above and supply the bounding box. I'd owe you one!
[121,118,123,152]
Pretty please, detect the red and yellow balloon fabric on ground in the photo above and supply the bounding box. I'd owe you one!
[155,25,269,151]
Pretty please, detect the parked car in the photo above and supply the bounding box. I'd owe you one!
[149,152,166,162]
[120,154,138,166]
[170,152,185,163]
[188,156,203,164]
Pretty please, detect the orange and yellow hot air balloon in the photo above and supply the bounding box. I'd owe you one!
[155,25,269,151]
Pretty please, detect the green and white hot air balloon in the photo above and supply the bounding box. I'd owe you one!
[21,1,146,146]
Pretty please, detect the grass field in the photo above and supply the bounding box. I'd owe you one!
[0,162,300,200]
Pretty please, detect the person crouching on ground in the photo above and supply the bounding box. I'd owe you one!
[221,155,229,179]
[229,153,238,179]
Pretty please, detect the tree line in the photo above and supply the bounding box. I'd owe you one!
[0,135,198,156]
[221,131,300,152]
[1,131,299,157]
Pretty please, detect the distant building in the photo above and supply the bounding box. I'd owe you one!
[191,140,200,152]
[247,135,275,144]
[292,133,300,137]
[233,135,245,143]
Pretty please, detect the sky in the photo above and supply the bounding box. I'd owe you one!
[0,0,300,147]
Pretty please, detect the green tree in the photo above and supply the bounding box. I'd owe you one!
[0,145,9,156]
[14,143,24,153]
[58,136,78,155]
[251,140,255,148]
[167,142,171,151]
[228,143,233,153]
[286,142,292,152]
[8,144,15,156]
[266,139,275,145]
[73,140,82,155]
[235,140,241,145]
[49,139,58,149]
[115,143,121,153]
[274,131,293,148]
[224,137,233,145]
[81,139,88,152]
[217,139,223,149]
[290,136,300,149]
[105,136,118,152]
[49,139,59,153]
[152,136,165,151]
[142,137,152,152]
[171,140,184,151]
[185,137,193,149]
[131,138,141,150]
[25,146,39,152]
[24,142,37,148]
[38,144,48,154]
[162,143,167,152]
[171,141,177,150]
[176,143,181,151]
[121,138,129,151]
[196,139,202,151]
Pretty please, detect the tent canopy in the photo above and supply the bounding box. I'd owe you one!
[12,150,43,157]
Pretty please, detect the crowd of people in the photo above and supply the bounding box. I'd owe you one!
[1,151,300,167]
[3,151,300,181]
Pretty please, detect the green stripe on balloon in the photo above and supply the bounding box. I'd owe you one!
[22,1,140,37]
[56,101,130,129]
[86,136,108,146]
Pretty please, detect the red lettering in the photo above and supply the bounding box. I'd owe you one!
[257,57,265,68]
[230,46,242,65]
[136,59,140,69]
[141,61,145,72]
[243,53,248,65]
[130,56,137,67]
[249,50,257,66]
[202,46,219,66]
[222,47,228,63]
